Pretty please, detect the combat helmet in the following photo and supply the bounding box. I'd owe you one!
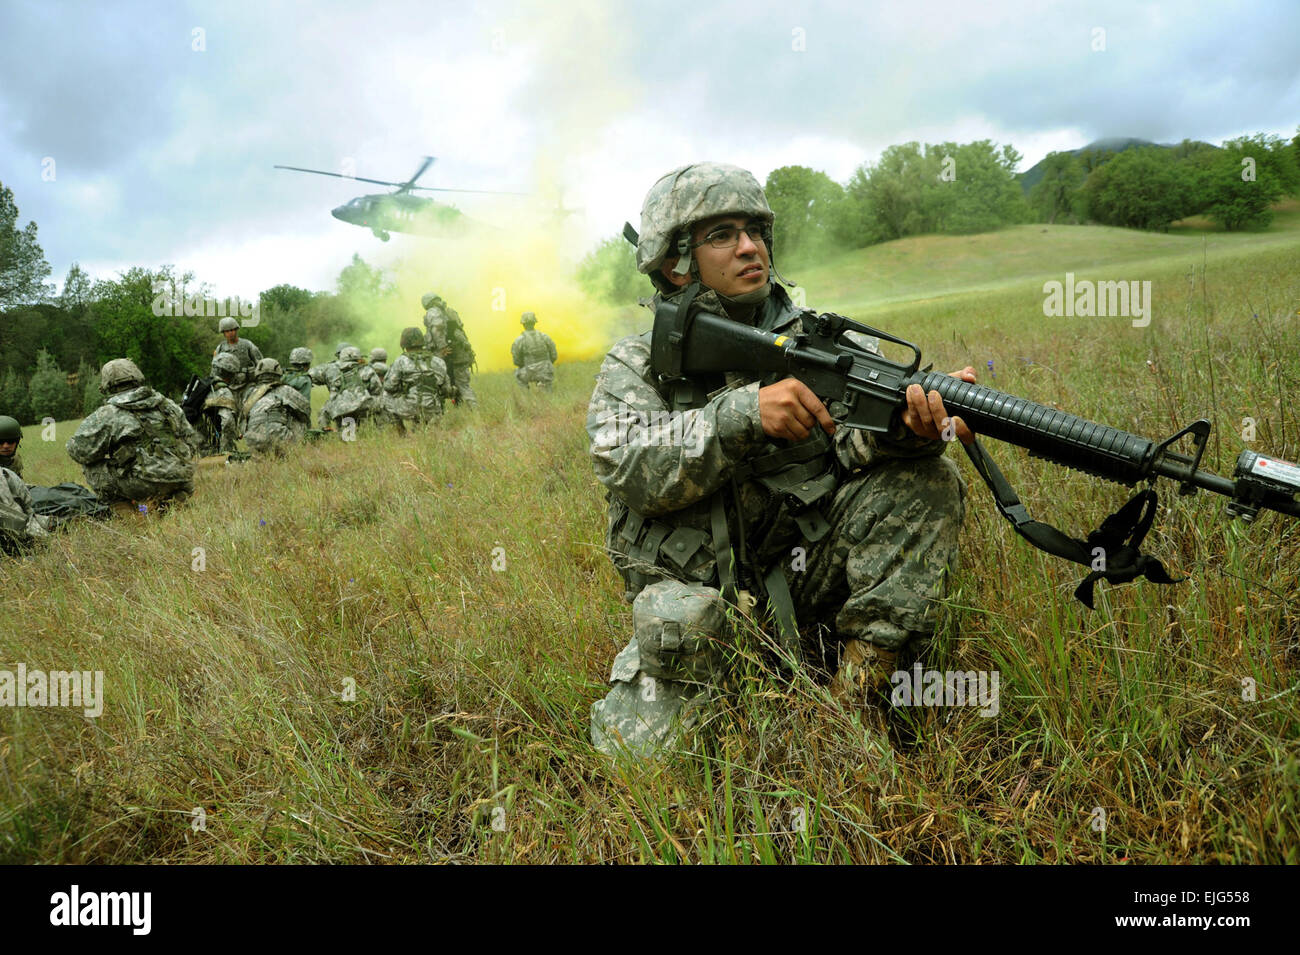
[253,358,283,382]
[520,311,537,327]
[100,358,145,393]
[218,316,239,332]
[210,352,241,381]
[420,292,442,310]
[636,162,775,292]
[339,346,362,364]
[334,341,352,359]
[400,327,426,351]
[369,347,387,364]
[0,415,21,443]
[289,347,313,368]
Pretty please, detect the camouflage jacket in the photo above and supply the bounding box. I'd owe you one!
[212,338,263,390]
[423,306,450,354]
[308,361,342,394]
[322,360,379,419]
[512,329,557,368]
[283,371,312,401]
[0,466,48,548]
[245,384,311,453]
[447,314,475,367]
[66,386,200,488]
[383,350,449,419]
[586,284,946,600]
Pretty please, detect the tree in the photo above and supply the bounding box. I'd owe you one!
[91,265,210,399]
[1081,147,1191,230]
[0,367,31,425]
[245,283,316,365]
[27,349,74,422]
[1029,151,1087,223]
[577,235,643,305]
[77,358,101,416]
[0,182,52,310]
[764,166,847,263]
[1203,133,1300,230]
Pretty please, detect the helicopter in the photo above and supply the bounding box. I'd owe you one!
[274,156,525,241]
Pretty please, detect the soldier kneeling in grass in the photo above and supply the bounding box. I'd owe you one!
[65,359,201,517]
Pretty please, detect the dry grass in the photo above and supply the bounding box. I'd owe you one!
[1,235,1297,864]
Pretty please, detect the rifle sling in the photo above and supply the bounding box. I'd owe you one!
[961,438,1183,609]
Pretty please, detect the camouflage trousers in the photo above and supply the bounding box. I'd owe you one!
[590,454,965,757]
[515,362,554,391]
[450,365,477,408]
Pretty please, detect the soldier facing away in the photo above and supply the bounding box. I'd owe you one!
[243,358,312,456]
[284,348,314,402]
[308,342,349,430]
[0,415,25,478]
[512,311,558,391]
[422,292,477,408]
[586,162,977,758]
[368,348,389,384]
[204,352,244,453]
[321,345,382,430]
[66,359,200,513]
[383,326,450,431]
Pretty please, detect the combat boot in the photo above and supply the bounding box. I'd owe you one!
[830,639,898,705]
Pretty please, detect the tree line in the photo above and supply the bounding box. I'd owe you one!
[577,129,1300,301]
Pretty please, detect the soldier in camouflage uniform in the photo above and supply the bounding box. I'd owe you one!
[587,163,977,758]
[368,348,389,385]
[511,312,558,391]
[309,343,349,429]
[284,348,314,402]
[0,415,25,479]
[321,346,382,430]
[383,326,450,431]
[243,358,311,456]
[213,316,263,401]
[204,352,244,453]
[422,293,477,408]
[66,359,200,511]
[0,465,49,555]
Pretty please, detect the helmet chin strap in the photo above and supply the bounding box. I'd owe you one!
[717,281,773,306]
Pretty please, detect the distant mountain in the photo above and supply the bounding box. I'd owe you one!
[1017,138,1217,192]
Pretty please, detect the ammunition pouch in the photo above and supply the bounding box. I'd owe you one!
[633,581,728,684]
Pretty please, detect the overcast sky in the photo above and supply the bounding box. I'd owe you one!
[2,0,1297,300]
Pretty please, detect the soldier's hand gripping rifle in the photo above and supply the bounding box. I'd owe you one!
[652,301,1300,607]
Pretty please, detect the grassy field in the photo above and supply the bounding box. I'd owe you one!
[2,210,1297,864]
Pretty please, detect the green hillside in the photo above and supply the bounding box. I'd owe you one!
[3,207,1298,864]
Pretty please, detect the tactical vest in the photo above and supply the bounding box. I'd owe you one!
[612,287,840,653]
[113,407,194,484]
[405,354,443,401]
[447,318,475,366]
[518,330,552,365]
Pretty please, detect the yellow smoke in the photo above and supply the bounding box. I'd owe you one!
[335,0,646,373]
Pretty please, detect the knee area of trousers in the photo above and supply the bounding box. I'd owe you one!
[633,581,728,683]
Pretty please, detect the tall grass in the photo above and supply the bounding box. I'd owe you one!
[1,227,1296,863]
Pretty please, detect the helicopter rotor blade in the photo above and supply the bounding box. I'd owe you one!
[398,156,436,192]
[274,165,407,189]
[407,185,531,196]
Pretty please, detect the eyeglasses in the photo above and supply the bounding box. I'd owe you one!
[693,223,766,250]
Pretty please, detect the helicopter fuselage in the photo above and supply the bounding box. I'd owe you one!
[330,193,464,240]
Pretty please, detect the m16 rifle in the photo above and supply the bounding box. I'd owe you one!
[653,303,1300,606]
